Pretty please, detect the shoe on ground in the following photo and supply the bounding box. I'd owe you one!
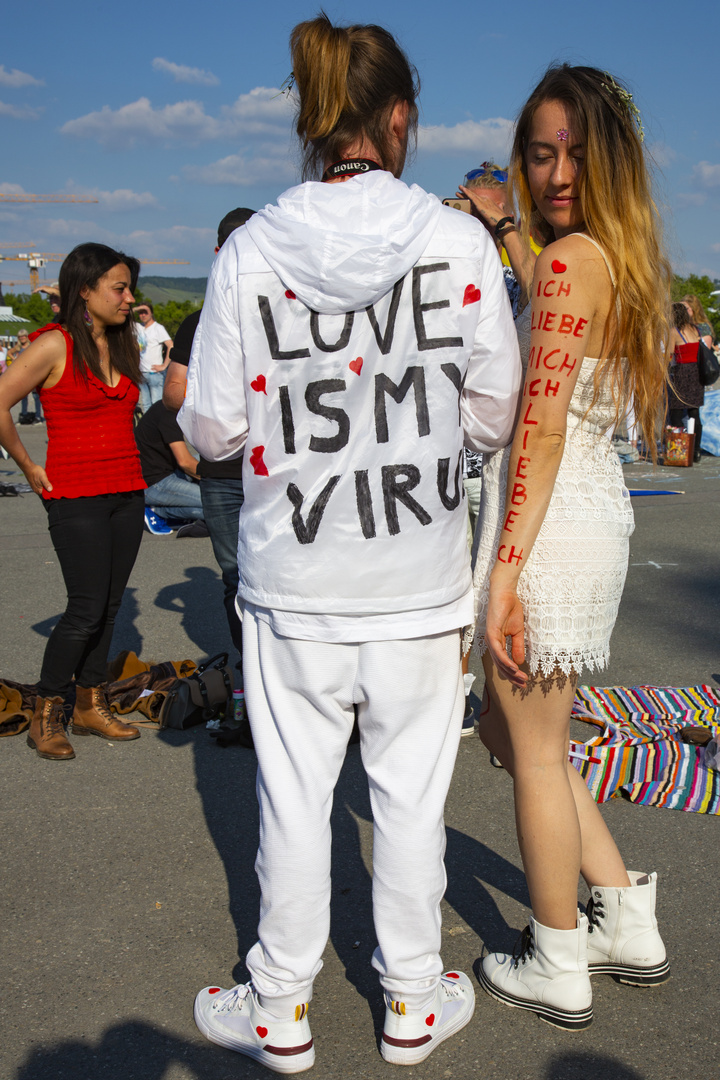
[489,754,504,768]
[194,982,314,1074]
[27,695,75,761]
[461,701,475,736]
[479,914,593,1030]
[586,871,669,986]
[144,508,173,535]
[380,971,475,1066]
[176,519,210,538]
[71,684,140,741]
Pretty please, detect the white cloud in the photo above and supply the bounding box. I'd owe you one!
[676,192,707,207]
[0,183,27,194]
[60,87,294,148]
[418,118,513,160]
[61,97,218,147]
[648,142,676,169]
[0,100,41,120]
[183,150,295,187]
[64,185,160,211]
[219,88,294,137]
[692,161,720,189]
[152,57,218,86]
[0,65,43,88]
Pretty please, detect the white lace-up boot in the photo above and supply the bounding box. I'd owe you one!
[479,913,593,1030]
[586,871,670,986]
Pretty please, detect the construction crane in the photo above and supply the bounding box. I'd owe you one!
[0,193,98,203]
[0,252,190,289]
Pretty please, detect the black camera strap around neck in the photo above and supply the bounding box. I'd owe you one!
[321,158,383,182]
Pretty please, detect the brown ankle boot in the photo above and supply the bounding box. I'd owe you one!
[71,685,140,741]
[27,695,75,760]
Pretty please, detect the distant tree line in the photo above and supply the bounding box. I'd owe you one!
[1,289,202,339]
[671,274,720,340]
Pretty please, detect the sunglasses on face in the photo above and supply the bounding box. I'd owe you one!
[463,163,509,185]
[137,310,151,316]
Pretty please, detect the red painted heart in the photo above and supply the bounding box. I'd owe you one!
[463,284,481,307]
[551,259,567,274]
[285,289,296,300]
[208,988,221,994]
[249,446,269,477]
[446,972,460,979]
[349,357,363,376]
[425,1014,435,1027]
[251,374,267,394]
[256,1026,268,1039]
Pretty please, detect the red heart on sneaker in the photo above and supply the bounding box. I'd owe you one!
[551,259,567,274]
[208,988,221,994]
[249,446,269,476]
[251,374,267,394]
[463,284,481,306]
[446,972,460,979]
[285,289,296,300]
[425,1014,435,1026]
[256,1026,268,1039]
[349,357,363,375]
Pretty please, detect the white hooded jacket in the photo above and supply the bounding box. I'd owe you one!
[179,171,521,639]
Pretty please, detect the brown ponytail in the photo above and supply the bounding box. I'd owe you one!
[290,12,419,181]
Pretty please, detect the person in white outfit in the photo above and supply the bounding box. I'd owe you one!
[470,64,671,1030]
[180,14,521,1073]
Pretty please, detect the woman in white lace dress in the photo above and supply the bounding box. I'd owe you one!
[471,66,672,1029]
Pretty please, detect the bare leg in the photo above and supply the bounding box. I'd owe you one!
[483,648,630,928]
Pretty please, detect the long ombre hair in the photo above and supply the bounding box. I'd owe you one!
[290,12,419,181]
[510,64,671,453]
[58,243,142,386]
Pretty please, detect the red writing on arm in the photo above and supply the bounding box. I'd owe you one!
[544,379,560,397]
[511,482,527,506]
[503,510,520,532]
[498,544,524,566]
[523,402,539,425]
[515,456,531,479]
[537,279,571,298]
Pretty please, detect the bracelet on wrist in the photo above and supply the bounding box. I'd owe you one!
[494,215,515,239]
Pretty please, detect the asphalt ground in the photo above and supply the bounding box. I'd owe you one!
[1,419,718,1080]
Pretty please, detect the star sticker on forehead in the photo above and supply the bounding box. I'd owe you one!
[556,128,569,141]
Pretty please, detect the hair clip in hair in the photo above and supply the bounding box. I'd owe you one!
[556,128,569,142]
[274,72,296,100]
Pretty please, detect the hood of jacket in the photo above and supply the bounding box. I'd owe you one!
[244,171,443,315]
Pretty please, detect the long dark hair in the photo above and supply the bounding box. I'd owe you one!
[290,12,419,181]
[58,243,142,385]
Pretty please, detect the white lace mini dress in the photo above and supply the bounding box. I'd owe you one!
[470,236,634,677]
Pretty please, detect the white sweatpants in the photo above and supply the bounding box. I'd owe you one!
[242,609,465,1014]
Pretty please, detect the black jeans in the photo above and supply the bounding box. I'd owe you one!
[38,491,145,697]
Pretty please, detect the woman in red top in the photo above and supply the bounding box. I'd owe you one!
[0,243,147,759]
[668,301,703,462]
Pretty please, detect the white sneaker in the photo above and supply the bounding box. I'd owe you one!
[479,914,593,1030]
[380,971,475,1066]
[194,982,314,1074]
[587,871,670,986]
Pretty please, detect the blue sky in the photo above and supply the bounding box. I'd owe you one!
[1,0,718,284]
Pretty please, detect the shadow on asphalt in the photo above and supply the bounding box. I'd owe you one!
[156,725,535,1039]
[12,1025,648,1080]
[13,1019,268,1080]
[154,566,226,657]
[545,1053,646,1079]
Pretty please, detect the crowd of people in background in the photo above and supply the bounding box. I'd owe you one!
[0,13,718,1072]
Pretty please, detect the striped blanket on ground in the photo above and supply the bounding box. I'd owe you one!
[569,685,720,814]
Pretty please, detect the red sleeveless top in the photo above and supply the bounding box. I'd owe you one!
[33,324,146,500]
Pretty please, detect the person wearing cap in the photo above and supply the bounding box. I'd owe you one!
[133,302,173,412]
